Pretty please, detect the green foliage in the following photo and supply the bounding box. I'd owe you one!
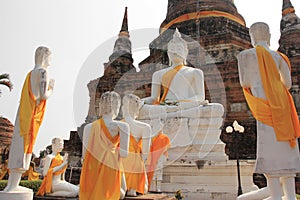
[0,73,13,95]
[0,180,42,193]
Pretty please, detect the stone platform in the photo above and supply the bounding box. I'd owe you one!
[33,193,174,200]
[34,196,78,200]
[124,193,175,200]
[160,159,258,200]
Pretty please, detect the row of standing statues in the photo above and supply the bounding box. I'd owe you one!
[1,22,300,200]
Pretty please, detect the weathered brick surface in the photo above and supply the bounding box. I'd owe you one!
[64,0,300,189]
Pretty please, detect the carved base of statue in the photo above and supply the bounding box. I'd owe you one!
[0,190,33,200]
[139,102,227,162]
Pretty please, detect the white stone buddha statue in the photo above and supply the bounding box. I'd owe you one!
[122,94,151,196]
[80,91,130,200]
[2,46,54,198]
[36,138,79,197]
[237,22,300,200]
[139,29,224,154]
[140,28,210,119]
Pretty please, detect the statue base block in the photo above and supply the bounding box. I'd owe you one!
[160,160,258,200]
[0,190,34,200]
[33,196,78,200]
[124,193,175,200]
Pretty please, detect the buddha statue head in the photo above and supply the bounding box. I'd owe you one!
[167,28,188,65]
[99,91,121,119]
[122,94,143,119]
[51,137,64,154]
[249,22,271,47]
[35,46,52,68]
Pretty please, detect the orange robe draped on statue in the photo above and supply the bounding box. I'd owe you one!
[36,153,67,196]
[19,72,46,154]
[146,132,170,190]
[243,46,300,147]
[154,64,184,105]
[122,135,147,194]
[22,163,40,181]
[79,118,122,200]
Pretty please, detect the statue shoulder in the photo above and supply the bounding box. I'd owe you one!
[116,121,130,132]
[45,154,55,162]
[135,120,151,130]
[237,48,256,60]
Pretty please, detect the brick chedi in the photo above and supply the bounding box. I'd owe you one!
[138,0,255,159]
[0,117,13,163]
[86,7,136,123]
[278,0,300,115]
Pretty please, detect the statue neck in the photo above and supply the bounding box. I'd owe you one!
[255,41,269,49]
[34,64,47,69]
[102,114,114,124]
[171,63,184,68]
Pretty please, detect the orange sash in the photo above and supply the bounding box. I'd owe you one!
[122,135,147,194]
[19,72,46,153]
[154,65,184,104]
[36,153,67,196]
[161,11,245,33]
[22,165,40,181]
[146,132,170,190]
[79,118,121,200]
[243,46,300,147]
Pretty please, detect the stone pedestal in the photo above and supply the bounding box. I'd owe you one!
[140,103,227,163]
[124,193,175,200]
[161,160,257,200]
[0,190,34,200]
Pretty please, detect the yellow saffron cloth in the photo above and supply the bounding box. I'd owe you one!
[243,46,300,147]
[19,72,46,154]
[122,135,147,194]
[146,132,170,190]
[79,118,122,200]
[36,153,67,196]
[0,161,8,180]
[161,10,245,33]
[22,165,40,181]
[154,65,184,105]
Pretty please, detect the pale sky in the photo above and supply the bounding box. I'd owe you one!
[0,0,299,155]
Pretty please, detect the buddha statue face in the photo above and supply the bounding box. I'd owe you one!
[249,22,271,47]
[167,29,188,65]
[122,94,143,119]
[99,91,121,119]
[52,138,64,153]
[35,46,52,67]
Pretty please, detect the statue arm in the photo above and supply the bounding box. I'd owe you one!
[81,123,92,163]
[278,56,292,89]
[39,68,54,100]
[237,51,252,88]
[118,122,130,158]
[42,156,52,176]
[191,69,205,101]
[52,158,68,173]
[144,72,162,104]
[142,124,151,162]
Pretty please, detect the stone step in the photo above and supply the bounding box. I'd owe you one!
[34,196,78,200]
[124,193,175,200]
[33,194,174,200]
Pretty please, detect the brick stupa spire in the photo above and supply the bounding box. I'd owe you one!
[109,7,133,62]
[278,0,300,114]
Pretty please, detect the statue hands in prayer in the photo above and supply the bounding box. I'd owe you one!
[4,46,54,193]
[36,138,79,197]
